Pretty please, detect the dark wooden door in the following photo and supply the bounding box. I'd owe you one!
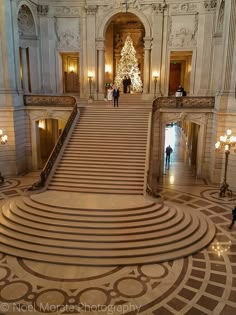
[169,63,181,96]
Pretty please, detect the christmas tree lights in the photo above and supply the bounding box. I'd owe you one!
[114,35,143,92]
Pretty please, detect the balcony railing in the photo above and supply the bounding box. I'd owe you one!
[153,96,215,109]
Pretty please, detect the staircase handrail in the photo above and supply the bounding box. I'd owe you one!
[146,103,160,197]
[28,96,78,190]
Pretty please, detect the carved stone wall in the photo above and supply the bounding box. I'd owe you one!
[55,17,80,50]
[18,4,36,37]
[168,11,199,48]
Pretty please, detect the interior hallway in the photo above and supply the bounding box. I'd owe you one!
[0,124,235,314]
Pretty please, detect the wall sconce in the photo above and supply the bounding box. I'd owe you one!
[69,65,75,73]
[0,128,8,184]
[88,71,94,99]
[105,64,111,73]
[38,120,46,130]
[153,71,159,98]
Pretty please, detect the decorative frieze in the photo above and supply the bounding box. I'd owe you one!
[171,3,198,13]
[37,5,49,16]
[204,0,217,11]
[54,6,81,17]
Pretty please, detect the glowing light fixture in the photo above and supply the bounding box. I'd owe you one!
[0,128,7,184]
[215,129,236,197]
[105,64,111,73]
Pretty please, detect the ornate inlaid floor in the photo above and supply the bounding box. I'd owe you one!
[0,126,235,314]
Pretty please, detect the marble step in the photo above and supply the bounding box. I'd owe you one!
[55,168,144,174]
[63,151,146,157]
[57,160,145,167]
[47,187,143,194]
[52,174,144,181]
[0,210,210,258]
[2,202,184,235]
[18,199,166,219]
[62,154,146,160]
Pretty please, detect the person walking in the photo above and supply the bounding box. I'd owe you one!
[112,86,120,107]
[165,145,173,166]
[229,206,236,229]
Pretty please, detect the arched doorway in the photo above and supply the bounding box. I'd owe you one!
[18,4,39,93]
[104,13,145,90]
[36,119,65,169]
[163,120,200,181]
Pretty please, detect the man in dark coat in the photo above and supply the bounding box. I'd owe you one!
[229,206,236,229]
[112,86,120,107]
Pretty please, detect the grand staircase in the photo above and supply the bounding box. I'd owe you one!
[48,99,151,194]
[0,95,216,266]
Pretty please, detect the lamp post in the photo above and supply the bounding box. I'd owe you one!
[88,72,93,100]
[0,129,8,184]
[215,129,236,197]
[153,71,159,98]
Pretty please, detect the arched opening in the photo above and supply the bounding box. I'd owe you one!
[104,12,145,91]
[18,4,38,93]
[36,119,65,169]
[163,120,200,183]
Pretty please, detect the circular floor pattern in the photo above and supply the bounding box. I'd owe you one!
[0,248,235,315]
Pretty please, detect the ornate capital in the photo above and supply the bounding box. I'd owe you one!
[204,0,217,11]
[37,5,49,16]
[152,2,167,13]
[143,37,152,49]
[85,5,97,15]
[96,39,105,50]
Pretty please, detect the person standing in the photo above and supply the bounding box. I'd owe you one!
[165,145,173,166]
[229,206,236,229]
[112,86,120,107]
[107,85,113,103]
[122,76,128,93]
[127,76,131,93]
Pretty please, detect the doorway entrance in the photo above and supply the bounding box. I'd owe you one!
[168,51,192,96]
[36,119,65,168]
[62,53,80,94]
[163,121,199,183]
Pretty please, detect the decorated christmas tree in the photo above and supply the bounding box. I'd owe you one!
[114,35,143,92]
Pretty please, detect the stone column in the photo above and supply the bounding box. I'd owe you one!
[21,47,29,93]
[85,6,97,99]
[38,5,51,93]
[197,4,215,95]
[0,0,22,107]
[151,5,165,96]
[216,0,236,110]
[0,0,27,175]
[96,39,105,99]
[143,37,152,94]
[212,1,236,189]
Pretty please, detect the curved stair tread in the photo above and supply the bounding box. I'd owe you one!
[2,204,184,233]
